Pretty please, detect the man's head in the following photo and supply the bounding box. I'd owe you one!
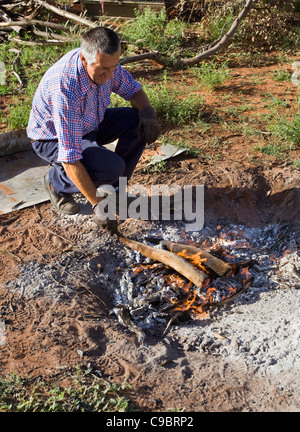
[80,27,121,85]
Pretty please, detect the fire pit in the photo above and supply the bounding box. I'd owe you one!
[111,222,300,350]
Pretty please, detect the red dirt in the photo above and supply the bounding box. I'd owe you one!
[0,59,299,412]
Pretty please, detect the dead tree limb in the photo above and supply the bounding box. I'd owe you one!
[32,28,76,43]
[11,36,65,46]
[0,19,70,31]
[0,5,22,33]
[178,0,253,66]
[120,0,253,68]
[119,235,209,289]
[120,52,167,67]
[34,0,97,28]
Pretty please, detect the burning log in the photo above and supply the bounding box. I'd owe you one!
[119,236,209,289]
[159,239,232,277]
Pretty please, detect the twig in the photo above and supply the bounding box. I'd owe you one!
[0,5,22,33]
[211,278,253,307]
[0,248,22,262]
[41,225,74,246]
[163,311,183,335]
[120,52,167,67]
[9,48,23,85]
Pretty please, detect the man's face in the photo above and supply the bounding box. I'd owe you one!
[80,48,120,85]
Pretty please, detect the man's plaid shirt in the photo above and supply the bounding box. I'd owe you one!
[27,48,142,163]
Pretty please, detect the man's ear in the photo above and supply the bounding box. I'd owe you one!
[80,53,87,67]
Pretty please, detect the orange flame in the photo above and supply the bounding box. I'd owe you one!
[175,249,208,273]
[270,249,291,263]
[240,266,251,283]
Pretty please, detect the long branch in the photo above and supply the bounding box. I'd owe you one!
[34,0,97,28]
[179,0,254,66]
[0,19,70,31]
[120,0,253,68]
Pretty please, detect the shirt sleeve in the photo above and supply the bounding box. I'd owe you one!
[52,88,83,163]
[111,64,142,100]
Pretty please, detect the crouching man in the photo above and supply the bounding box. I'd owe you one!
[27,26,160,231]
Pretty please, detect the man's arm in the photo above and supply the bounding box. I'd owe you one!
[130,89,161,144]
[62,160,100,207]
[130,88,152,110]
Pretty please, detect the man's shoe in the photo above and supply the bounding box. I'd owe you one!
[44,174,79,215]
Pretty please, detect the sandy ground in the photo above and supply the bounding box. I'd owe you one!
[0,60,300,412]
[0,154,299,412]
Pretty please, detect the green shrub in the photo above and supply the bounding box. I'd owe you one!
[142,72,204,124]
[191,61,230,90]
[111,72,204,125]
[268,103,300,148]
[122,7,185,55]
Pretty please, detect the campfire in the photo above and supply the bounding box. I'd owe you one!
[111,226,260,344]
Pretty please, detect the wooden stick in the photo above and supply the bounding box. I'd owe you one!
[11,36,65,46]
[0,19,70,30]
[119,236,208,289]
[8,48,23,86]
[32,28,76,43]
[160,240,232,277]
[211,278,253,307]
[35,0,97,28]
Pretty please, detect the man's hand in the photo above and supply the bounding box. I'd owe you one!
[93,202,118,235]
[138,106,161,144]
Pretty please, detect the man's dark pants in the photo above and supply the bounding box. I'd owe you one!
[32,107,146,196]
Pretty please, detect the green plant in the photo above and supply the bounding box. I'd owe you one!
[135,72,204,125]
[160,136,200,157]
[208,7,234,41]
[293,0,300,12]
[147,159,168,173]
[273,69,291,82]
[121,7,185,55]
[7,101,32,129]
[0,367,131,412]
[268,104,300,149]
[0,36,80,130]
[257,143,286,158]
[190,61,230,90]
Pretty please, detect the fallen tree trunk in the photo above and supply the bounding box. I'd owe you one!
[0,129,31,156]
[119,235,209,289]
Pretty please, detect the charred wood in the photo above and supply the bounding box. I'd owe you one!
[119,235,209,289]
[159,240,232,277]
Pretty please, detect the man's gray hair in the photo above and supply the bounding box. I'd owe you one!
[81,27,120,65]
